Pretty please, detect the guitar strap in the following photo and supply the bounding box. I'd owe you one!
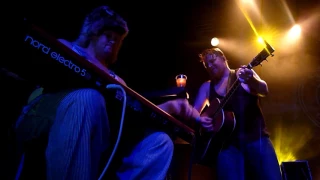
[226,69,237,92]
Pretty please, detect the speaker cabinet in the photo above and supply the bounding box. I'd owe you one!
[281,160,312,180]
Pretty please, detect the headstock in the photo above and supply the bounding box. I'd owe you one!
[248,40,275,69]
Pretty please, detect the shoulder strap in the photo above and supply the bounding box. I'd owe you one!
[227,69,237,92]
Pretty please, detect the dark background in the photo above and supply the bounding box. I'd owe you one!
[3,0,320,179]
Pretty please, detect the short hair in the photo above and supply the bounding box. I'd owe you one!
[77,6,129,47]
[198,47,226,62]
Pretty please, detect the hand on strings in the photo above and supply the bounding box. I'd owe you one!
[196,116,213,132]
[238,65,253,84]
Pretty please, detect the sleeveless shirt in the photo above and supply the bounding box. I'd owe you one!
[208,69,269,145]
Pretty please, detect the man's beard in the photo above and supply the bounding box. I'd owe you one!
[209,69,223,82]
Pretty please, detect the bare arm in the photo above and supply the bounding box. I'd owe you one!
[158,94,214,131]
[158,99,200,121]
[237,68,268,97]
[158,95,213,131]
[193,81,210,113]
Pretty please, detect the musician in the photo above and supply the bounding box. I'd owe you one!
[193,47,282,180]
[15,5,209,180]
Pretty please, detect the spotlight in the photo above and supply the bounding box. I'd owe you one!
[257,36,264,44]
[288,24,301,38]
[211,37,219,46]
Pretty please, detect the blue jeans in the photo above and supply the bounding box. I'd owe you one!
[216,137,282,180]
[15,88,173,180]
[116,131,173,179]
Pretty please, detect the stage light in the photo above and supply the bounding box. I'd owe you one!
[289,25,301,36]
[211,37,219,46]
[287,24,301,40]
[257,36,264,44]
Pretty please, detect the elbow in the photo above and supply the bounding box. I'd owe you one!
[258,90,268,97]
[258,82,269,97]
[163,99,187,115]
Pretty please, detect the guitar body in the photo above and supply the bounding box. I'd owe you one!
[194,97,236,167]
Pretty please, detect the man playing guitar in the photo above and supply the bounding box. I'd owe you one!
[193,47,281,180]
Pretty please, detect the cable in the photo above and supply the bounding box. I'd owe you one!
[98,84,127,180]
[187,134,197,180]
[15,154,25,180]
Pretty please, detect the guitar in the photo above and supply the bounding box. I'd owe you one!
[194,41,275,167]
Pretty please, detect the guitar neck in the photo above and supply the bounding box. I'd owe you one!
[219,78,241,109]
[219,64,252,108]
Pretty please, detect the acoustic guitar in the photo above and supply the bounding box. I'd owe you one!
[194,41,275,167]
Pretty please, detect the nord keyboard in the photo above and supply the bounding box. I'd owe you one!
[3,18,195,143]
